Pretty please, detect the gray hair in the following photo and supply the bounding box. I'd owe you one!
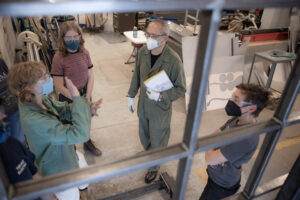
[150,19,169,36]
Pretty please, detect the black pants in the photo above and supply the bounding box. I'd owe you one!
[199,177,240,200]
[58,86,88,103]
[59,93,73,103]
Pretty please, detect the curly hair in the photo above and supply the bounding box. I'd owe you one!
[8,62,46,103]
[236,83,271,117]
[58,21,85,57]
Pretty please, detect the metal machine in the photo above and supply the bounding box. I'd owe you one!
[166,21,194,59]
[16,31,42,62]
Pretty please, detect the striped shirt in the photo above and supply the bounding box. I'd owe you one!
[51,49,93,90]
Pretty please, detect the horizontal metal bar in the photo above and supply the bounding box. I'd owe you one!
[285,110,300,126]
[254,185,282,199]
[196,110,300,155]
[187,15,199,21]
[100,179,163,200]
[10,110,300,200]
[255,54,296,64]
[160,172,176,197]
[225,185,282,200]
[12,144,188,200]
[223,192,248,200]
[0,0,300,17]
[195,118,281,154]
[100,172,173,200]
[254,173,287,198]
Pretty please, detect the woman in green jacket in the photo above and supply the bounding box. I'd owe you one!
[8,61,102,200]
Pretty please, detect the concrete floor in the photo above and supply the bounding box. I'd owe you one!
[75,14,300,200]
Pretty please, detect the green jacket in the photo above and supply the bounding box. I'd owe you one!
[19,96,91,176]
[128,45,186,115]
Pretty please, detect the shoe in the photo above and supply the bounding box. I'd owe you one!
[80,188,88,200]
[84,139,102,156]
[145,171,157,184]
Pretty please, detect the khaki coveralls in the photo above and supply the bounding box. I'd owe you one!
[128,45,186,172]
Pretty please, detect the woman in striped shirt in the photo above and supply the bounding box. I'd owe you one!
[51,21,102,157]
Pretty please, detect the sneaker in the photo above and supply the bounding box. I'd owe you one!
[145,170,158,184]
[84,139,102,156]
[80,188,88,200]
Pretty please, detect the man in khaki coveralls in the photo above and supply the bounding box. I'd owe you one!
[127,20,186,183]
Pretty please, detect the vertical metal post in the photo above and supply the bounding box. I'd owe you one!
[247,54,256,83]
[33,44,40,62]
[184,10,188,26]
[243,49,300,199]
[27,43,34,62]
[174,8,221,200]
[194,10,199,33]
[265,63,277,89]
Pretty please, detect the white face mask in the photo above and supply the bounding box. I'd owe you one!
[147,37,160,50]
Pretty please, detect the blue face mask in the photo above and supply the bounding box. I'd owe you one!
[64,40,80,52]
[0,124,9,143]
[42,77,54,95]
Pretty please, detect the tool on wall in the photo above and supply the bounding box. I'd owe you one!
[16,31,42,62]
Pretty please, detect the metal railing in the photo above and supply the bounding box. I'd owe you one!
[0,0,299,200]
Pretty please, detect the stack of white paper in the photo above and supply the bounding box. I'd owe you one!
[144,70,174,92]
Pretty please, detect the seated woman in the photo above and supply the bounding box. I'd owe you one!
[8,61,102,200]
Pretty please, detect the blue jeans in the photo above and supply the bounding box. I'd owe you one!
[8,111,25,144]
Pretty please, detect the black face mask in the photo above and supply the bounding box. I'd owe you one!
[225,100,242,116]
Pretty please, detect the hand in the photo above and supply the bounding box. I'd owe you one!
[91,98,102,117]
[64,77,80,97]
[146,88,160,101]
[126,97,135,113]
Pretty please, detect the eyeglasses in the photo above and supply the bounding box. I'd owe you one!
[144,32,166,39]
[64,35,81,41]
[230,95,252,107]
[240,101,252,106]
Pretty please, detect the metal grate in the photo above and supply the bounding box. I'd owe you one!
[0,1,299,200]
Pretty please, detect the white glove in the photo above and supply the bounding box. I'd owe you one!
[126,97,135,113]
[146,88,160,101]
